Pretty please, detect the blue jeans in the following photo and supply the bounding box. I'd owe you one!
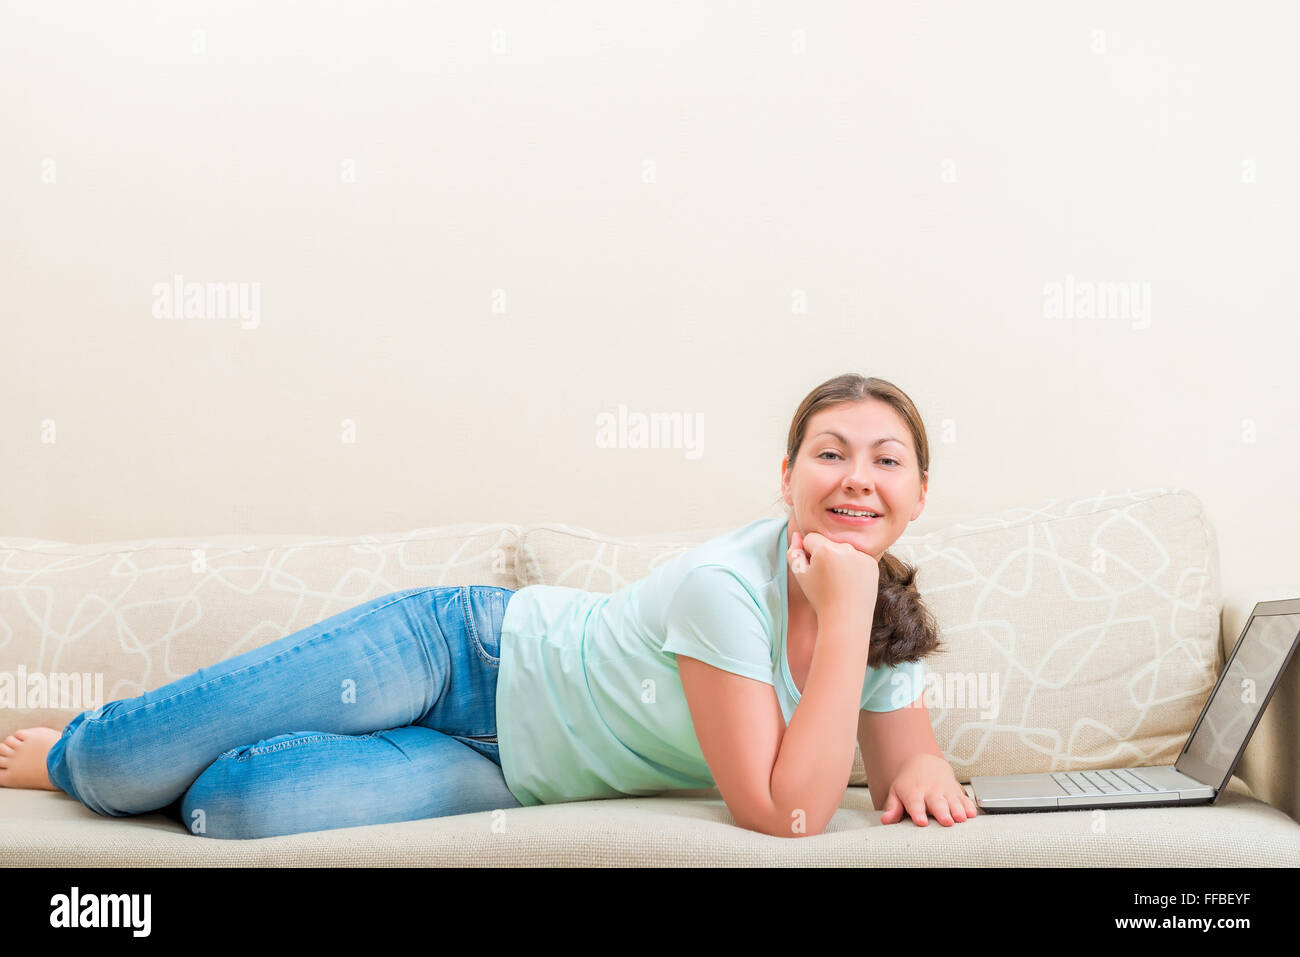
[46,585,522,839]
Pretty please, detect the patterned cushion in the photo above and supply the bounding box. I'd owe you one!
[0,524,522,737]
[516,488,1224,788]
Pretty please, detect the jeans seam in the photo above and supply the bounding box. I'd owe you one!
[92,587,445,724]
[224,731,375,761]
[457,587,500,739]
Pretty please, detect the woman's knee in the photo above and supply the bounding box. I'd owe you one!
[179,743,278,839]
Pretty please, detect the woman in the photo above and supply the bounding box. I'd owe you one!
[0,372,973,838]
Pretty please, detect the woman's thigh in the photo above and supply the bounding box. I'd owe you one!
[180,724,522,840]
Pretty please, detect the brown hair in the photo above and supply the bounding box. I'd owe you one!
[778,373,944,669]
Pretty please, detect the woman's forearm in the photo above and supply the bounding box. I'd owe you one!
[767,610,871,838]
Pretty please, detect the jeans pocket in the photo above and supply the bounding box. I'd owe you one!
[461,586,502,666]
[447,733,503,767]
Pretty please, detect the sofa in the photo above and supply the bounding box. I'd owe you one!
[2,486,1297,866]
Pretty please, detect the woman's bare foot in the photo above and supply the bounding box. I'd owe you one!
[0,727,62,790]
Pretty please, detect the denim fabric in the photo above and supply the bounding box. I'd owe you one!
[46,585,521,839]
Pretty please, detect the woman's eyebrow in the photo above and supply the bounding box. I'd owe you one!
[814,430,903,449]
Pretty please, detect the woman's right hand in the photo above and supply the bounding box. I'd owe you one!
[788,529,880,633]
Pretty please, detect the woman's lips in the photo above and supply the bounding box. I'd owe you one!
[826,508,880,525]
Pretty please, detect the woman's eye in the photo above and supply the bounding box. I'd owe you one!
[818,451,900,467]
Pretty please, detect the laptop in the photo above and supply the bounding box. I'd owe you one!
[970,597,1300,812]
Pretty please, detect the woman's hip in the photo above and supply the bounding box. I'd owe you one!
[412,585,514,743]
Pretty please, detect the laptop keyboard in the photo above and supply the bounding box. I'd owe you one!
[1052,769,1160,795]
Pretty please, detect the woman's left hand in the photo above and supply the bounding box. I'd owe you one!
[880,753,978,826]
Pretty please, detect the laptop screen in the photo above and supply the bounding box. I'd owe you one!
[1177,605,1300,791]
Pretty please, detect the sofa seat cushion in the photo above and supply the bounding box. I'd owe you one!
[2,774,1294,866]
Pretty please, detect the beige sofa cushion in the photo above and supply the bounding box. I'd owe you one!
[0,523,522,738]
[516,488,1223,788]
[6,774,1296,866]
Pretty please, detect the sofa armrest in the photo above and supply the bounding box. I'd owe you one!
[1221,588,1300,825]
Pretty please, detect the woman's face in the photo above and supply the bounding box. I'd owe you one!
[781,399,927,561]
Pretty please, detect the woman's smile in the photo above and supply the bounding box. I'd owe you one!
[826,508,881,526]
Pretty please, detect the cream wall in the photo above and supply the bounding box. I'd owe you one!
[2,2,1296,604]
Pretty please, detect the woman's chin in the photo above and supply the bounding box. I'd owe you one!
[821,529,880,553]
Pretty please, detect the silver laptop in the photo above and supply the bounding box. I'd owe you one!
[970,597,1300,812]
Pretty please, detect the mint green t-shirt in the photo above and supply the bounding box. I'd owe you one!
[494,516,928,807]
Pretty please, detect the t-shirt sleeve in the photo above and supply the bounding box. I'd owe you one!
[861,656,927,711]
[660,564,774,685]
